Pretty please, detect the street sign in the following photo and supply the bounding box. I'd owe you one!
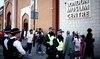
[4,0,6,2]
[31,11,38,19]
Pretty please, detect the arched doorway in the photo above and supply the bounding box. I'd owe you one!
[24,19,28,30]
[6,12,11,28]
[22,13,29,30]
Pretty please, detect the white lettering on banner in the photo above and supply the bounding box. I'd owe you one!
[66,0,90,19]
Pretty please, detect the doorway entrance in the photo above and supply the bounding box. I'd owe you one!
[24,19,28,30]
[7,12,11,28]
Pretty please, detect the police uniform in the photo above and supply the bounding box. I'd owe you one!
[55,29,64,59]
[2,28,11,59]
[8,28,26,59]
[44,27,59,59]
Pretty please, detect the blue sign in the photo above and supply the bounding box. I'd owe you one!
[31,11,38,19]
[4,0,6,2]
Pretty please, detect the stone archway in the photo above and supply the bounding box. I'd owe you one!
[22,13,29,30]
[6,12,11,28]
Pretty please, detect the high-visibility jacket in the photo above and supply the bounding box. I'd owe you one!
[56,39,64,51]
[47,34,56,46]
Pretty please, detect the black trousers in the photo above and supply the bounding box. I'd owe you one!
[55,51,64,59]
[26,43,32,54]
[3,51,10,59]
[3,54,9,59]
[8,54,23,59]
[46,48,56,59]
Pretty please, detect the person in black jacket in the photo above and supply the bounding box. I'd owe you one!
[2,27,11,59]
[44,27,59,59]
[84,28,95,59]
[55,29,64,59]
[36,28,44,54]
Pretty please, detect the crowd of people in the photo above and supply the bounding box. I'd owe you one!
[0,26,95,59]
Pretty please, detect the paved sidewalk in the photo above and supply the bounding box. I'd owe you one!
[22,39,47,59]
[0,39,47,59]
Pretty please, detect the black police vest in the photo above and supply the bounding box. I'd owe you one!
[2,37,9,54]
[8,38,18,56]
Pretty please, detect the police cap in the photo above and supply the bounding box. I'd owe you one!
[11,28,21,34]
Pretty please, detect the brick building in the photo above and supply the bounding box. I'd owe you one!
[3,0,59,33]
[0,6,3,31]
[1,0,100,58]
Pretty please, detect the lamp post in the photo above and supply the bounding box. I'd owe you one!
[33,0,36,30]
[65,2,67,20]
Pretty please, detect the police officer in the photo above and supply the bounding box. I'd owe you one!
[44,27,59,59]
[8,28,26,59]
[55,29,64,59]
[2,27,11,59]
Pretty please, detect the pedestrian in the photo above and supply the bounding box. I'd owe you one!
[8,28,26,59]
[23,29,28,40]
[0,31,2,45]
[44,27,59,59]
[72,31,76,41]
[26,29,34,56]
[84,28,95,59]
[21,29,24,40]
[2,27,11,59]
[36,28,44,55]
[64,31,74,59]
[1,29,4,40]
[55,29,64,59]
[33,28,39,47]
[80,35,85,58]
[73,33,81,59]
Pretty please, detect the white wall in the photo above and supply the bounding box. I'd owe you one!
[59,0,100,58]
[11,0,15,28]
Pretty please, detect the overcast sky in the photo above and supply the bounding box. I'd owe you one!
[0,0,4,7]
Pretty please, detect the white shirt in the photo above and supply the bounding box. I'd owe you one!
[41,32,44,35]
[26,33,33,43]
[10,36,26,55]
[4,34,9,50]
[74,37,81,51]
[24,31,28,37]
